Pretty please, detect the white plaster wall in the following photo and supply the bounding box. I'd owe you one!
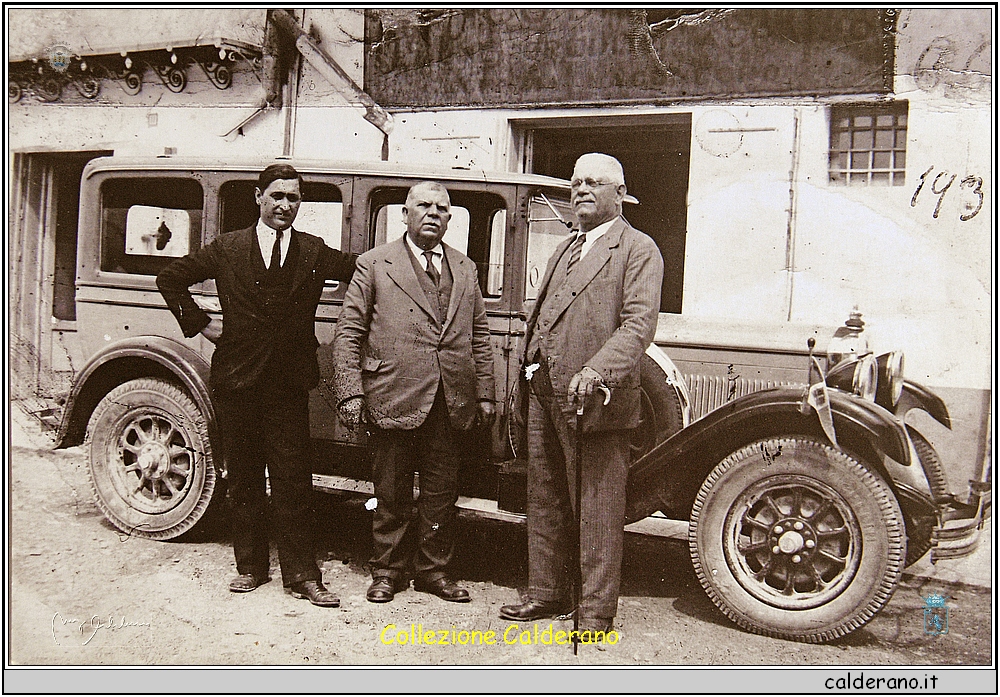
[683,105,795,324]
[297,8,366,105]
[292,106,386,161]
[8,103,286,158]
[386,111,512,171]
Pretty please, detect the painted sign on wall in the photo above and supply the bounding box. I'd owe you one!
[364,9,894,108]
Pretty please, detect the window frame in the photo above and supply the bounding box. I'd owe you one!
[828,101,908,186]
[97,175,205,279]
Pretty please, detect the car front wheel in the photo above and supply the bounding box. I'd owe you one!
[87,378,216,540]
[689,437,906,643]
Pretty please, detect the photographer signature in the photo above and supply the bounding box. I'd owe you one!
[52,612,151,646]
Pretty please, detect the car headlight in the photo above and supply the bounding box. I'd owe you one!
[875,351,905,409]
[852,354,878,402]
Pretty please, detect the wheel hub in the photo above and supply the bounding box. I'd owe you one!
[112,411,194,514]
[137,442,170,479]
[771,518,815,556]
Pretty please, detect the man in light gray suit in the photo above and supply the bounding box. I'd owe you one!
[499,154,663,636]
[332,181,495,604]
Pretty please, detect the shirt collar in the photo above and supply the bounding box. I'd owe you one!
[404,233,443,259]
[256,218,291,238]
[577,217,616,242]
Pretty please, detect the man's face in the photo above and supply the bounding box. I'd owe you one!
[570,160,625,231]
[255,177,301,231]
[403,184,451,250]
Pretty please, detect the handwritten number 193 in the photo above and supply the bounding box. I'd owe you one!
[911,166,983,221]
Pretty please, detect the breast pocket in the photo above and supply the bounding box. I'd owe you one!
[362,356,383,373]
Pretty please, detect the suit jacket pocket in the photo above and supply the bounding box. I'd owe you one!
[361,356,383,373]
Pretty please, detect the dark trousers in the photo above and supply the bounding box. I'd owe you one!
[213,376,320,588]
[526,389,629,620]
[369,389,462,583]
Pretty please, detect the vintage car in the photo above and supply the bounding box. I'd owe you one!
[55,156,989,643]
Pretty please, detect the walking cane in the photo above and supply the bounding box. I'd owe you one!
[572,384,611,655]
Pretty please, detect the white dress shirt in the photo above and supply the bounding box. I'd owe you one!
[576,217,617,260]
[404,234,443,275]
[256,219,291,269]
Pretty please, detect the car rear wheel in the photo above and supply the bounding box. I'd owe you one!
[87,378,216,540]
[689,437,906,643]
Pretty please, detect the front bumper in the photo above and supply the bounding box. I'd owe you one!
[930,480,992,562]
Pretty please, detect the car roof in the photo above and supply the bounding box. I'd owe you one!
[82,155,574,189]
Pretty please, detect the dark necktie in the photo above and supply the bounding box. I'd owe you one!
[423,250,440,286]
[566,232,585,274]
[269,229,283,270]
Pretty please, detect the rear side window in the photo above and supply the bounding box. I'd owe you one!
[100,178,203,275]
[219,180,344,250]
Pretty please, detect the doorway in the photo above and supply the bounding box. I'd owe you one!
[10,150,111,399]
[518,116,691,313]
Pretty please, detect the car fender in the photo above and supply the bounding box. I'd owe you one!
[625,386,911,523]
[56,336,214,449]
[645,343,692,427]
[896,379,952,429]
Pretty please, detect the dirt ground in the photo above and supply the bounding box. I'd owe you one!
[7,405,993,670]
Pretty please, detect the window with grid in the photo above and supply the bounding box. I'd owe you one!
[829,102,907,185]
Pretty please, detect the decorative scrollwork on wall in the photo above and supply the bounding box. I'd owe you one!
[195,59,233,90]
[74,75,101,99]
[154,63,188,93]
[8,42,261,103]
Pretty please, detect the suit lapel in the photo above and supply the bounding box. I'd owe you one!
[537,218,627,329]
[441,244,470,334]
[290,228,319,295]
[384,238,438,321]
[228,226,261,294]
[526,233,576,330]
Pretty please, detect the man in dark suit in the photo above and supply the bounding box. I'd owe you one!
[499,154,663,636]
[156,163,355,606]
[332,181,495,604]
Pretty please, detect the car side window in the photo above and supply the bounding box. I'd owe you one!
[368,187,506,297]
[525,194,574,300]
[219,180,343,250]
[100,178,203,275]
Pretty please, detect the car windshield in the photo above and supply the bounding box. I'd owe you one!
[525,192,574,300]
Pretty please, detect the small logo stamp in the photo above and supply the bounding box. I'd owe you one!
[46,44,73,72]
[922,592,949,636]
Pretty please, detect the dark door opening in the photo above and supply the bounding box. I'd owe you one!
[49,151,113,320]
[524,118,691,314]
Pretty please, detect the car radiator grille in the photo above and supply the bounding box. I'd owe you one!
[683,374,797,422]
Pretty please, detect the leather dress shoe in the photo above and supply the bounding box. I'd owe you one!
[229,573,269,593]
[578,617,614,640]
[499,598,572,621]
[289,580,340,607]
[413,576,471,603]
[367,576,402,603]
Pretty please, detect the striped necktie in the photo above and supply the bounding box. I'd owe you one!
[566,232,585,274]
[423,250,440,286]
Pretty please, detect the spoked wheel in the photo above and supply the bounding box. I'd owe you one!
[689,437,906,643]
[87,378,216,540]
